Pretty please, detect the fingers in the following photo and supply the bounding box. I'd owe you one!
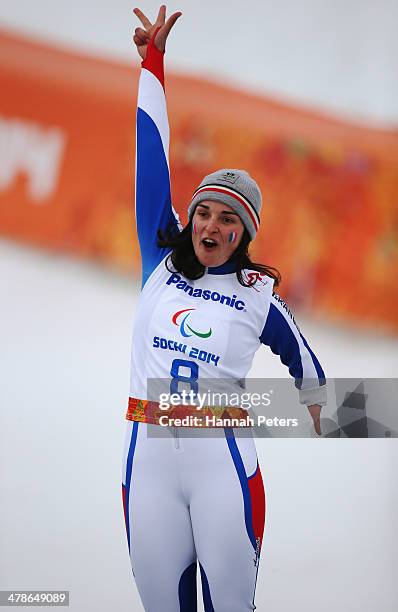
[133,6,182,53]
[154,10,182,51]
[133,34,147,47]
[162,11,182,36]
[133,7,152,29]
[155,4,166,25]
[307,404,322,436]
[134,27,149,42]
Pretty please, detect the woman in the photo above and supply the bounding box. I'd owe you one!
[122,6,326,611]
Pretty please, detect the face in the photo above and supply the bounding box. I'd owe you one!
[191,200,245,267]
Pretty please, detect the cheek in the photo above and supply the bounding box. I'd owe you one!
[228,231,238,244]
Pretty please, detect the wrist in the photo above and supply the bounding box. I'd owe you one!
[142,27,165,86]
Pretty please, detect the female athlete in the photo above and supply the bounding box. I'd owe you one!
[122,6,326,611]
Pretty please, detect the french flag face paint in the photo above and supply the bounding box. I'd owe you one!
[192,222,197,235]
[228,231,237,243]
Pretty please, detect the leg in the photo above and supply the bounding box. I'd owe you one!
[187,428,266,612]
[122,422,198,612]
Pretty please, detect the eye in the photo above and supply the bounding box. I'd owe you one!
[222,216,234,224]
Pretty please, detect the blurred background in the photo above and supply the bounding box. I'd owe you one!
[1,1,397,611]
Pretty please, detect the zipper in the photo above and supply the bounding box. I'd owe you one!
[173,426,180,450]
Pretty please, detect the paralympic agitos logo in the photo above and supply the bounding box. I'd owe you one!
[172,308,212,339]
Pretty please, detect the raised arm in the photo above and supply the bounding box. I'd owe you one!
[133,6,182,287]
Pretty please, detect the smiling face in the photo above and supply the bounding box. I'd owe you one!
[191,200,245,267]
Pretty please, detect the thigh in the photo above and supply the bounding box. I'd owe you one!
[122,422,198,612]
[188,428,266,612]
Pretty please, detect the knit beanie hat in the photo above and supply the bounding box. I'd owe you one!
[187,169,262,240]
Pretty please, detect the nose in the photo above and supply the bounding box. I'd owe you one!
[205,215,220,234]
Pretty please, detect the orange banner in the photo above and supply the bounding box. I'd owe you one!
[1,31,397,330]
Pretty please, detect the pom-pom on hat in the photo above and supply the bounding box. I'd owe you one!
[187,169,262,240]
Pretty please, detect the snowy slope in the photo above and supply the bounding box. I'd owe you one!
[1,240,397,611]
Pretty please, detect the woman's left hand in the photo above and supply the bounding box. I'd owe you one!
[308,404,322,435]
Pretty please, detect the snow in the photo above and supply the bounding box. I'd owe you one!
[1,239,397,611]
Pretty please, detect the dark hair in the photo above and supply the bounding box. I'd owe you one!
[157,221,281,288]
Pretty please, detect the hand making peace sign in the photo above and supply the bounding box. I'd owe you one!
[133,5,182,60]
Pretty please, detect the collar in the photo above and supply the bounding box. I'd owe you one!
[207,259,237,275]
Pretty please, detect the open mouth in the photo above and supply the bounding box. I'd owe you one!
[201,238,218,251]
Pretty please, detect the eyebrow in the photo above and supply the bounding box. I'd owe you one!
[196,204,239,216]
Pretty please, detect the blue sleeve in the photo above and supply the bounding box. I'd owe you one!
[260,293,326,405]
[135,38,180,288]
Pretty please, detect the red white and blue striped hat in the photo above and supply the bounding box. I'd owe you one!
[188,169,262,240]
